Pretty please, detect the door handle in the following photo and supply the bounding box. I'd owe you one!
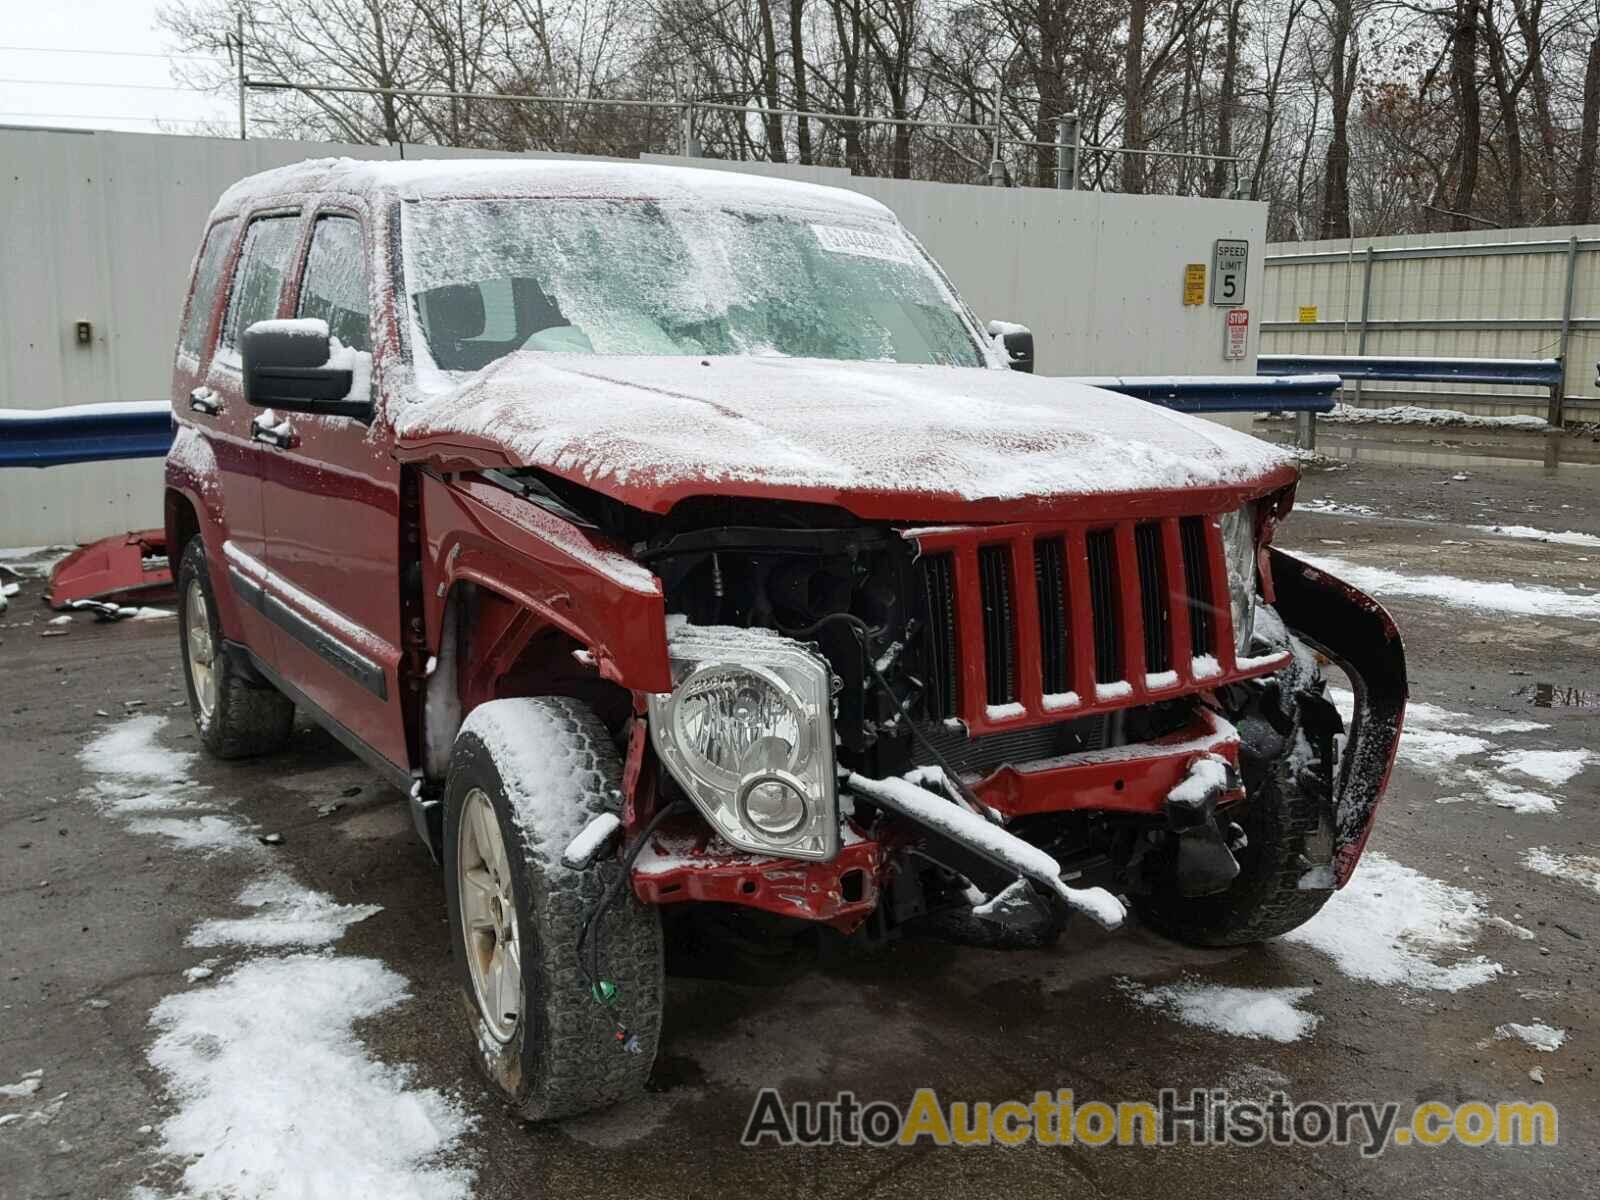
[188,386,223,416]
[250,413,299,449]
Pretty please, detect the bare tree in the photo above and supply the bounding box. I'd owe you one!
[1573,24,1600,222]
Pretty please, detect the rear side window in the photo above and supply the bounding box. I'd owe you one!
[179,218,238,360]
[297,216,370,351]
[220,215,301,352]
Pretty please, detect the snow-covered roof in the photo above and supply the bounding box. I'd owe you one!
[212,156,897,223]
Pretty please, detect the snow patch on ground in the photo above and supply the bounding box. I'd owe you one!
[76,715,469,1198]
[1121,979,1320,1043]
[1330,688,1545,737]
[1328,689,1572,814]
[1296,497,1378,518]
[127,815,259,853]
[1495,1022,1567,1053]
[1467,524,1600,549]
[188,875,382,949]
[80,716,257,851]
[1523,848,1600,896]
[1471,774,1562,815]
[1299,555,1600,622]
[0,1069,43,1098]
[80,715,196,809]
[1493,749,1593,787]
[1318,403,1549,431]
[146,954,473,1199]
[1399,729,1493,773]
[1284,853,1501,991]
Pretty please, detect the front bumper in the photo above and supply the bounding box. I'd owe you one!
[1267,547,1407,884]
[629,706,1244,930]
[627,549,1405,922]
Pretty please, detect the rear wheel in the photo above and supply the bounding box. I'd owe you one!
[443,697,663,1121]
[1134,644,1343,947]
[177,538,294,759]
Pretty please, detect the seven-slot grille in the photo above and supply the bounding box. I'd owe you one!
[915,516,1237,727]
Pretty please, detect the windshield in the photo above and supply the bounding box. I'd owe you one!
[399,198,985,378]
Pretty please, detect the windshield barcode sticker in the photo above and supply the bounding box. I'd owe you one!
[811,224,913,264]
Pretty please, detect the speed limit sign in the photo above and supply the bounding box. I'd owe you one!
[1211,239,1248,306]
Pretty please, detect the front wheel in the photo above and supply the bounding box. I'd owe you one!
[443,697,663,1121]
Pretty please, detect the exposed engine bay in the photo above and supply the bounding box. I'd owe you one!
[488,469,1400,950]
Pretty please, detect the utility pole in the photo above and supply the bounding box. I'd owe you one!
[235,10,247,140]
[1055,114,1080,189]
[987,81,1006,186]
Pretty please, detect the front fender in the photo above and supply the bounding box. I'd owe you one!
[419,471,671,693]
[1268,547,1408,885]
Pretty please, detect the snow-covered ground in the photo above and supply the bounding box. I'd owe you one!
[1328,687,1583,816]
[1284,853,1504,991]
[1298,554,1600,622]
[71,715,477,1200]
[1271,402,1550,431]
[1121,980,1321,1043]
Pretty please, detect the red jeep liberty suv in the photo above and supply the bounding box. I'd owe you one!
[164,157,1406,1119]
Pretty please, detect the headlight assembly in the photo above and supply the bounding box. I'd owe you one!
[1217,503,1259,657]
[648,625,838,861]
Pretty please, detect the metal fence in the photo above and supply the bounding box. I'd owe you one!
[1260,227,1600,425]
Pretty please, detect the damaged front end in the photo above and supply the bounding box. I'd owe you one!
[613,496,1406,950]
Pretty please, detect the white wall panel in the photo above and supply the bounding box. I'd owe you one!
[1,130,1266,546]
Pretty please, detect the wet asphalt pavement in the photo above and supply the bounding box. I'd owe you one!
[2,441,1598,1199]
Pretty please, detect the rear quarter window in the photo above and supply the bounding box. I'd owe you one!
[177,218,238,362]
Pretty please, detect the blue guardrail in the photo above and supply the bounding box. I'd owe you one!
[0,402,174,468]
[1259,354,1563,390]
[1081,374,1342,414]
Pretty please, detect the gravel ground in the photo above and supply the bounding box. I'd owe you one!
[2,452,1597,1199]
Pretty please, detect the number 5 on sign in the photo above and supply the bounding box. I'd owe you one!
[1212,238,1248,306]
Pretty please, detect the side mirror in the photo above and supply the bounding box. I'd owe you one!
[986,320,1034,374]
[241,318,370,420]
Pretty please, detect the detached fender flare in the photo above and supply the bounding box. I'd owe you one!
[1268,547,1408,886]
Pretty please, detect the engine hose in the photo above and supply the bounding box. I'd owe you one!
[575,798,692,1049]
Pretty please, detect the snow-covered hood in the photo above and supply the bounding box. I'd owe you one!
[393,353,1298,520]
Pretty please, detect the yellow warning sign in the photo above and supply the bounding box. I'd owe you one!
[1298,305,1319,324]
[1183,264,1206,306]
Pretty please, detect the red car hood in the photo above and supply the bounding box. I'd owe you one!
[392,353,1297,521]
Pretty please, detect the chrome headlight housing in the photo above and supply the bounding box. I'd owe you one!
[647,625,838,861]
[1217,503,1259,657]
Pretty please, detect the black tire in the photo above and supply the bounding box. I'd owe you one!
[177,537,295,759]
[443,697,663,1121]
[1134,638,1343,947]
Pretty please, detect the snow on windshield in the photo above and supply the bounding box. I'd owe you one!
[399,198,984,383]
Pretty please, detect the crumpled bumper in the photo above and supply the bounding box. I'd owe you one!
[1268,547,1408,885]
